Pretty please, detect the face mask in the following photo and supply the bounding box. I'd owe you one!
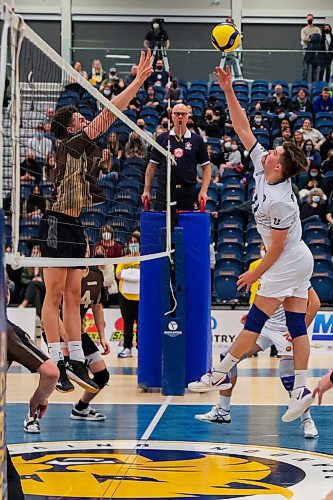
[102,232,112,241]
[162,122,168,128]
[305,145,313,152]
[276,89,282,95]
[324,29,331,34]
[224,141,231,149]
[36,131,44,138]
[172,82,178,89]
[231,144,238,151]
[129,243,139,253]
[312,195,320,203]
[95,254,104,258]
[138,124,145,129]
[278,113,285,119]
[148,90,155,96]
[153,23,159,29]
[308,19,313,25]
[113,83,119,89]
[254,117,262,124]
[103,89,111,96]
[156,65,163,71]
[260,250,266,258]
[206,115,213,121]
[310,171,317,177]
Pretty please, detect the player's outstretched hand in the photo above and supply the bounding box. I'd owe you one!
[135,49,154,85]
[237,270,257,293]
[213,65,232,92]
[313,370,333,405]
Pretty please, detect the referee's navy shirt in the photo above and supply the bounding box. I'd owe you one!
[149,128,210,187]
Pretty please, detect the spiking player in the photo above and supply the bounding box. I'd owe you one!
[39,50,153,393]
[188,65,314,423]
[195,288,320,439]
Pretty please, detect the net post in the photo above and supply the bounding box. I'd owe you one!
[161,227,186,395]
[0,209,7,499]
[0,5,10,209]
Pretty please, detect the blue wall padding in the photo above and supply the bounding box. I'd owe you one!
[179,212,212,383]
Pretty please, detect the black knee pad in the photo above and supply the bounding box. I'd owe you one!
[93,368,110,390]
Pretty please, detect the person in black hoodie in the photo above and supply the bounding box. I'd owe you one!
[319,24,333,82]
[20,150,41,184]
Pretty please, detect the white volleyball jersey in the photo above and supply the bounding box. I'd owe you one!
[250,141,303,252]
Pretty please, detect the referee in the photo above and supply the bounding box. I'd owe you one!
[142,103,211,216]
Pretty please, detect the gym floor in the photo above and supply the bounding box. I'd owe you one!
[6,350,333,500]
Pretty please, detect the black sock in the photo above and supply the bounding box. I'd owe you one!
[75,400,89,411]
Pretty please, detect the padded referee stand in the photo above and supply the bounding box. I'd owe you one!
[138,210,211,394]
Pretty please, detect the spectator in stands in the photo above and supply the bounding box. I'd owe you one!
[164,78,184,106]
[320,130,333,162]
[294,129,305,150]
[136,117,153,138]
[125,65,138,87]
[220,138,243,176]
[319,24,333,82]
[251,111,268,131]
[45,107,55,123]
[271,114,292,140]
[72,60,88,80]
[155,126,164,138]
[299,165,325,195]
[300,187,328,224]
[93,245,118,306]
[200,108,224,139]
[116,233,141,358]
[256,84,290,114]
[19,245,45,318]
[146,85,162,113]
[43,122,56,144]
[148,58,168,87]
[88,59,106,88]
[291,88,313,114]
[301,14,322,81]
[299,118,325,149]
[26,184,46,217]
[187,114,202,135]
[144,19,170,51]
[303,139,322,168]
[313,87,333,113]
[321,148,333,174]
[207,95,226,118]
[20,150,39,182]
[100,67,125,92]
[326,186,333,236]
[107,132,124,162]
[94,224,123,258]
[128,96,142,116]
[28,123,53,165]
[43,152,57,183]
[273,127,293,148]
[301,13,322,49]
[197,145,220,183]
[125,133,147,159]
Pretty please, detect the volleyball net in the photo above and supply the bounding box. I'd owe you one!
[0,4,173,269]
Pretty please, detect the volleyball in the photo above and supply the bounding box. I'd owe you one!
[211,22,241,52]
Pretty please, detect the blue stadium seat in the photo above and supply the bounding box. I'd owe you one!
[215,255,242,274]
[318,125,333,136]
[191,80,208,90]
[123,109,137,122]
[303,222,328,239]
[313,254,332,273]
[311,273,333,302]
[187,88,207,99]
[206,137,222,153]
[140,108,159,121]
[187,95,206,107]
[218,226,243,241]
[245,249,261,267]
[304,235,330,246]
[207,184,219,202]
[222,187,245,202]
[214,271,239,301]
[19,223,40,241]
[80,210,106,228]
[218,219,243,232]
[308,241,331,255]
[118,179,141,192]
[271,80,289,94]
[252,79,269,90]
[217,241,243,259]
[20,182,34,200]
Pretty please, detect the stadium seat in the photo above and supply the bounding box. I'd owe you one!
[313,254,332,273]
[206,137,222,153]
[271,80,289,94]
[252,79,269,90]
[215,254,242,274]
[217,241,243,259]
[140,108,159,121]
[19,223,40,241]
[318,125,333,136]
[187,89,207,99]
[214,271,239,301]
[78,104,95,121]
[303,222,328,239]
[191,80,208,90]
[218,219,243,232]
[311,273,333,302]
[80,210,106,228]
[206,184,219,202]
[123,109,137,122]
[218,226,243,241]
[84,226,100,244]
[222,187,245,202]
[308,241,331,255]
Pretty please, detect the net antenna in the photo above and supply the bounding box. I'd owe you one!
[1,3,176,268]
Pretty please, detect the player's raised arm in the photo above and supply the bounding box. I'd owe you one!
[85,50,153,140]
[214,66,256,152]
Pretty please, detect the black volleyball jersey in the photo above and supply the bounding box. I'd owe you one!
[80,267,106,320]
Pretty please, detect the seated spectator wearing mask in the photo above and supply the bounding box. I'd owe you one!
[220,138,243,176]
[200,108,224,138]
[101,67,125,93]
[197,144,223,197]
[146,86,162,113]
[26,184,46,218]
[94,245,118,306]
[300,188,328,224]
[321,148,333,175]
[320,130,333,162]
[136,118,153,139]
[313,87,333,113]
[148,58,168,87]
[207,95,226,122]
[164,78,184,106]
[302,139,321,168]
[273,127,293,148]
[299,165,325,197]
[271,112,292,139]
[27,124,53,170]
[21,150,39,182]
[94,224,123,258]
[299,118,325,150]
[251,112,268,131]
[125,133,147,159]
[291,88,313,114]
[255,84,291,114]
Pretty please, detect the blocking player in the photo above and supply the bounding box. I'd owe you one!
[39,50,153,393]
[188,65,314,423]
[56,266,110,421]
[195,288,320,439]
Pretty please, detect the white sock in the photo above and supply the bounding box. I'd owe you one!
[68,341,85,363]
[48,342,64,363]
[294,370,307,390]
[301,409,311,421]
[216,353,239,374]
[219,395,231,412]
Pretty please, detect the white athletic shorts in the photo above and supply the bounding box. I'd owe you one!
[256,325,293,356]
[256,241,313,300]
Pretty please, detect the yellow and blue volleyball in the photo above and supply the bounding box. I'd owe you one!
[211,22,241,52]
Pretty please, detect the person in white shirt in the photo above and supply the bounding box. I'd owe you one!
[27,124,53,162]
[188,65,314,424]
[301,14,321,49]
[299,118,325,150]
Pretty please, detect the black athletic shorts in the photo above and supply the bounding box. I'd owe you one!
[39,210,86,259]
[7,321,49,373]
